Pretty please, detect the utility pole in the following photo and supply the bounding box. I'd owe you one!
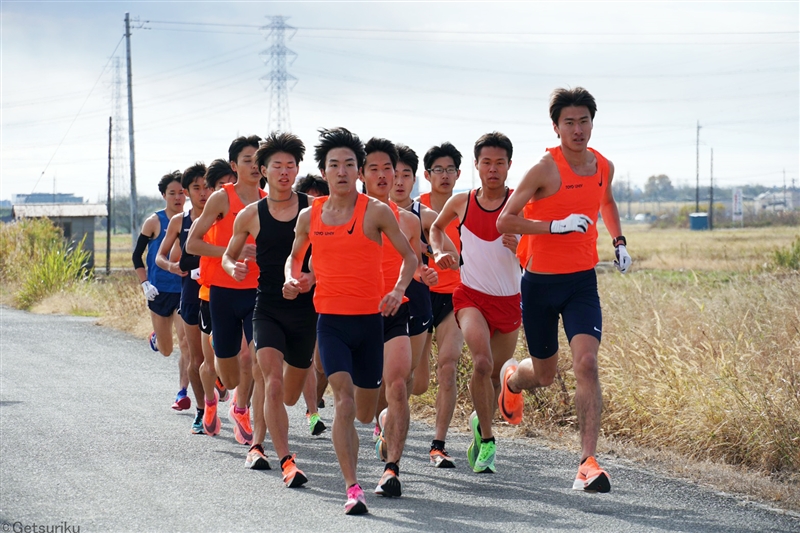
[783,169,787,211]
[107,117,112,274]
[626,174,632,220]
[111,56,127,234]
[695,121,701,213]
[260,16,297,133]
[708,148,714,231]
[125,12,138,245]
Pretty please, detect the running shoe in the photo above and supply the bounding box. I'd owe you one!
[244,443,271,470]
[374,467,401,497]
[215,377,229,403]
[429,446,455,468]
[202,391,221,436]
[498,358,523,425]
[191,410,204,434]
[372,424,381,443]
[308,413,327,436]
[148,331,158,352]
[572,456,611,493]
[229,403,253,445]
[344,484,368,515]
[466,411,481,470]
[374,408,388,462]
[281,454,308,488]
[172,388,191,411]
[474,440,496,474]
[318,398,325,409]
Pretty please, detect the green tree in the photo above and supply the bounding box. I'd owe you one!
[644,174,675,201]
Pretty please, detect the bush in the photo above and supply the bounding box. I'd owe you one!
[773,237,800,270]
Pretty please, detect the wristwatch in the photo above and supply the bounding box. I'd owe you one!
[612,236,627,247]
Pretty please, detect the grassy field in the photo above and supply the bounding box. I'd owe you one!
[3,220,799,508]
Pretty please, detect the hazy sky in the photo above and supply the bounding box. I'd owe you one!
[2,1,798,203]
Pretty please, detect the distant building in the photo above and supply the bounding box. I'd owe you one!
[754,191,795,212]
[12,203,108,269]
[12,193,84,204]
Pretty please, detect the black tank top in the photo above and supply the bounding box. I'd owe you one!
[255,192,313,307]
[409,200,430,266]
[179,211,200,296]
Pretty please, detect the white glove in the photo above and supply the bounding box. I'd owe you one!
[190,268,201,280]
[614,244,631,274]
[550,214,593,234]
[141,281,159,301]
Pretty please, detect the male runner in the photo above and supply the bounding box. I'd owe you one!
[186,136,266,447]
[156,163,209,433]
[284,128,416,515]
[390,144,438,397]
[294,174,329,435]
[419,142,466,468]
[222,132,315,486]
[431,132,521,474]
[131,171,191,410]
[360,137,429,497]
[496,87,631,493]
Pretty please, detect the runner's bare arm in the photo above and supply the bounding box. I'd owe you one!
[377,203,418,316]
[185,189,228,257]
[430,192,467,271]
[222,203,258,282]
[496,158,556,235]
[599,161,623,240]
[283,207,312,300]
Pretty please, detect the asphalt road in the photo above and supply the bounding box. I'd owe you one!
[1,307,798,532]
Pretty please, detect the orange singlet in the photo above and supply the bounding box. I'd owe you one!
[527,146,610,274]
[309,194,384,315]
[203,183,266,289]
[381,201,409,304]
[419,192,461,294]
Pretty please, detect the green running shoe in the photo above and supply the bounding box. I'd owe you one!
[308,412,326,436]
[474,440,496,473]
[466,411,481,470]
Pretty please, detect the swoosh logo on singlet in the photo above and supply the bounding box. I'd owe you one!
[598,173,603,187]
[347,219,357,235]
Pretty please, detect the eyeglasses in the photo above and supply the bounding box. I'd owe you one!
[427,166,458,176]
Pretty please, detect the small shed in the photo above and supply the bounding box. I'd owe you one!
[12,203,108,269]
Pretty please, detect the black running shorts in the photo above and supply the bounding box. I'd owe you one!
[209,286,256,359]
[253,296,317,370]
[148,291,180,318]
[317,313,384,389]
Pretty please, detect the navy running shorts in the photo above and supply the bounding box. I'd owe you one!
[253,296,317,369]
[428,291,455,332]
[383,302,410,342]
[148,291,180,318]
[209,286,257,359]
[521,269,602,359]
[179,279,200,326]
[317,313,384,389]
[198,299,212,335]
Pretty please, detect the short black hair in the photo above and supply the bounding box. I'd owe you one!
[158,171,182,195]
[181,162,207,189]
[295,174,329,196]
[255,132,305,170]
[423,142,462,171]
[204,159,235,190]
[228,135,262,163]
[396,144,419,176]
[549,87,597,124]
[314,127,366,171]
[363,137,398,169]
[473,132,513,161]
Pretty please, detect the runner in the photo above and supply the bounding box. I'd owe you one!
[185,159,237,437]
[360,137,429,497]
[284,127,416,515]
[155,162,209,433]
[131,171,191,411]
[496,87,631,493]
[418,142,466,468]
[186,136,266,448]
[294,174,329,436]
[222,132,315,485]
[430,132,521,474]
[389,144,438,398]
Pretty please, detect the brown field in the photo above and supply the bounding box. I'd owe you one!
[3,221,799,509]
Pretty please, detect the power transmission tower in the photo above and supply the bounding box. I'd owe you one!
[111,56,128,233]
[260,16,297,133]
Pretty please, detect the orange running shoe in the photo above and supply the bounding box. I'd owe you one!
[374,466,401,497]
[202,391,220,436]
[572,456,611,493]
[429,447,455,468]
[245,444,271,470]
[229,402,253,445]
[215,377,229,403]
[281,454,308,488]
[498,358,523,425]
